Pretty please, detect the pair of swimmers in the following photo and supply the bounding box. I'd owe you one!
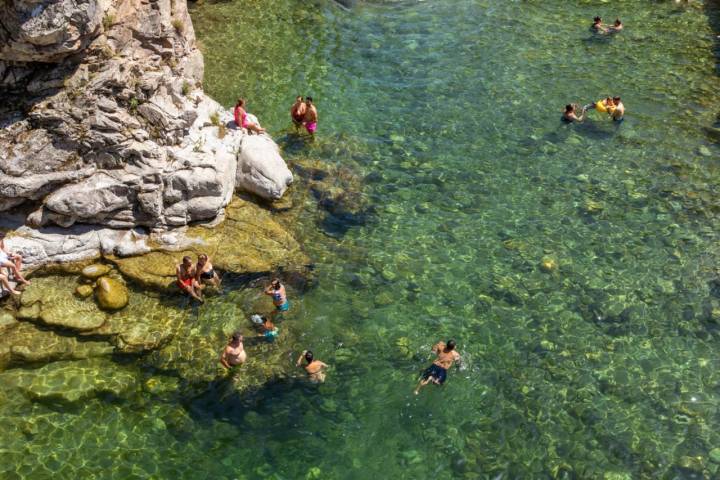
[591,16,623,34]
[176,254,221,302]
[563,96,624,123]
[290,96,319,135]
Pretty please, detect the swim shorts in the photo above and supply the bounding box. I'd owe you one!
[276,301,290,312]
[305,122,317,134]
[422,364,448,384]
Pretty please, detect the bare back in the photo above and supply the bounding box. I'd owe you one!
[304,105,317,123]
[432,342,460,369]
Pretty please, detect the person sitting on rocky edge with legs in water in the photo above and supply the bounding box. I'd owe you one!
[196,253,221,288]
[0,232,30,293]
[176,255,203,303]
[414,339,462,395]
[233,98,265,134]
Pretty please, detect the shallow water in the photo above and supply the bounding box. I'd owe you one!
[3,0,720,478]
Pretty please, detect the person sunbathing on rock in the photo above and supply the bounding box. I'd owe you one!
[176,255,203,302]
[196,253,221,288]
[0,233,30,289]
[233,98,265,134]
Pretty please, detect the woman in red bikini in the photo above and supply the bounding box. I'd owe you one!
[176,255,203,302]
[233,98,265,134]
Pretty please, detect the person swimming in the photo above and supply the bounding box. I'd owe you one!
[264,278,289,312]
[591,16,608,34]
[414,339,462,395]
[562,104,587,123]
[296,350,328,383]
[608,18,623,33]
[610,96,624,121]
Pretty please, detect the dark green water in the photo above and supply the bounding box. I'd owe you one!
[3,0,720,478]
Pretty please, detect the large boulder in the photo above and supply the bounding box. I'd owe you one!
[0,0,105,63]
[236,135,293,200]
[95,276,129,310]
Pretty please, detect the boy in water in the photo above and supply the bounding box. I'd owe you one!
[609,18,623,33]
[562,104,586,123]
[414,340,462,395]
[611,96,624,121]
[302,96,318,136]
[290,96,306,130]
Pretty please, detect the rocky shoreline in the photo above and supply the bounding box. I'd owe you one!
[0,0,320,400]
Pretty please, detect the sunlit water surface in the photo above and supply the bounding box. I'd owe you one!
[3,0,720,478]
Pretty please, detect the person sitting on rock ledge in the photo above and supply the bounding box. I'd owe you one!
[220,331,247,368]
[234,98,265,134]
[176,255,203,303]
[0,233,30,291]
[196,253,221,288]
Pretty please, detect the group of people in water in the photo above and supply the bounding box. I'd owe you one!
[216,276,331,383]
[562,16,626,124]
[212,272,460,391]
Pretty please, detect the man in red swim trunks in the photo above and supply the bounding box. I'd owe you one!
[302,96,318,136]
[176,255,203,302]
[290,96,306,130]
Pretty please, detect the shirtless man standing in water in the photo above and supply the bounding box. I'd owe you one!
[219,331,247,368]
[290,96,306,130]
[414,340,461,395]
[296,350,328,383]
[302,96,318,136]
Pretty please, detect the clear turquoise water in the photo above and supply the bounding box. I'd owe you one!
[3,0,720,478]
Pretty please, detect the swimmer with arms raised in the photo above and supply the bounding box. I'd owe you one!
[296,350,328,383]
[414,339,461,395]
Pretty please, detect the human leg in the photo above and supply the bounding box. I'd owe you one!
[0,273,20,295]
[1,260,28,285]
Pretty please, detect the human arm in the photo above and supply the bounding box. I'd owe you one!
[175,265,183,283]
[296,351,307,367]
[219,349,230,369]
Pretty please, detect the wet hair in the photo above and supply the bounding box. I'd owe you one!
[272,279,281,289]
[236,98,245,106]
[593,16,601,23]
[231,331,243,342]
[305,350,314,363]
[296,95,303,101]
[446,340,456,350]
[613,96,621,102]
[306,96,313,102]
[565,104,574,112]
[614,19,622,26]
[182,255,192,263]
[198,254,208,262]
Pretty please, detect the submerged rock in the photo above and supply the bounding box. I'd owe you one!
[1,358,137,403]
[75,284,94,298]
[95,277,129,310]
[81,264,111,280]
[540,256,558,273]
[19,277,107,331]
